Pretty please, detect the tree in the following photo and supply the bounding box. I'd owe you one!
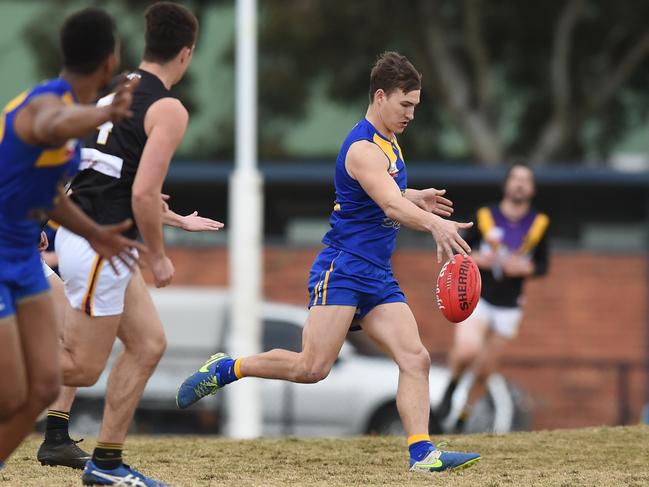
[21,0,649,164]
[20,0,215,156]
[259,0,649,165]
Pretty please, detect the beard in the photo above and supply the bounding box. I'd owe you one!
[509,191,531,205]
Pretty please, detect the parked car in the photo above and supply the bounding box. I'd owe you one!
[71,287,529,436]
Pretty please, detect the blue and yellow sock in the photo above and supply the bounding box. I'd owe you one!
[408,434,435,462]
[215,358,244,386]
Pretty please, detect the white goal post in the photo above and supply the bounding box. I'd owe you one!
[226,0,263,439]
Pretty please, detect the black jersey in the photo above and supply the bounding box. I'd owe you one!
[70,70,177,237]
[463,204,550,308]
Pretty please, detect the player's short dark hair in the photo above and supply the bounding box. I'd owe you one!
[369,52,422,103]
[504,163,534,183]
[143,2,198,63]
[60,8,116,75]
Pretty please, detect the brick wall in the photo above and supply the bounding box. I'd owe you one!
[163,246,648,430]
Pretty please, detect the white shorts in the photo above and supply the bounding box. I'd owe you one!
[55,226,137,317]
[472,298,523,339]
[41,260,55,279]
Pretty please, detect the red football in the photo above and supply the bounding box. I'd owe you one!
[435,255,481,323]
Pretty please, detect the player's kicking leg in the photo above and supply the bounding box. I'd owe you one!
[178,247,357,407]
[360,302,481,472]
[37,267,90,469]
[177,305,357,407]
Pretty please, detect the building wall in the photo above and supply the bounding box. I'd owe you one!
[164,246,648,430]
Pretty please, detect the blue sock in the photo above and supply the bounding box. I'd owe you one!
[214,358,239,386]
[409,440,435,462]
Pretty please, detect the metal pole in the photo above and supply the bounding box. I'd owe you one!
[226,0,263,438]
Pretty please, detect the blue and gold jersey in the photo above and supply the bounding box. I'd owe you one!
[322,118,407,270]
[0,78,80,256]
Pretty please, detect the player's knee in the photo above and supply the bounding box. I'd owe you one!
[453,344,480,367]
[30,376,61,411]
[473,362,495,383]
[397,346,431,376]
[68,361,105,387]
[300,366,330,383]
[293,358,332,383]
[133,333,167,371]
[0,386,27,420]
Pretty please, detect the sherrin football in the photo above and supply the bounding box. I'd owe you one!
[435,255,481,323]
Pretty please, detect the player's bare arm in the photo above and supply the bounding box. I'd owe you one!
[132,97,188,287]
[160,194,224,232]
[163,209,224,232]
[14,76,139,146]
[48,192,146,273]
[345,140,472,262]
[404,188,454,217]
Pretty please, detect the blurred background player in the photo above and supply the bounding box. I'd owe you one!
[36,199,222,470]
[47,3,199,485]
[436,163,550,431]
[178,51,482,473]
[0,7,141,468]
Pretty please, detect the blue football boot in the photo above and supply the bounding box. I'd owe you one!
[176,352,233,409]
[409,447,481,472]
[81,460,169,486]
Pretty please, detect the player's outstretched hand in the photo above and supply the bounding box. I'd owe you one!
[149,254,175,288]
[430,217,473,263]
[180,212,224,232]
[416,188,454,217]
[87,219,147,274]
[108,73,141,123]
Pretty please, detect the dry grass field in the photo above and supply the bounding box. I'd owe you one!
[2,426,648,486]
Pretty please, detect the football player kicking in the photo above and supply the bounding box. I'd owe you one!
[178,52,482,474]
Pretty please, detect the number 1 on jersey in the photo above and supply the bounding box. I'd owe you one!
[96,92,115,145]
